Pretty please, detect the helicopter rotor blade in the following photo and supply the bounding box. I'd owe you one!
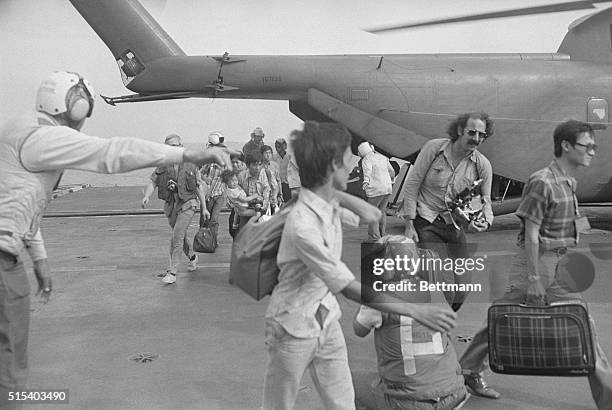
[365,1,604,34]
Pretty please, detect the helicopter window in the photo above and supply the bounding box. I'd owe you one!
[119,50,145,78]
[587,98,608,123]
[350,89,370,101]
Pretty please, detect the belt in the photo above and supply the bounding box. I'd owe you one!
[434,215,447,224]
[416,214,447,225]
[543,247,568,256]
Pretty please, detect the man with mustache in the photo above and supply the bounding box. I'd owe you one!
[401,111,494,304]
[400,112,495,397]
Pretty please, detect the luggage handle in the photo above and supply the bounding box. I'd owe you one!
[504,314,552,319]
[519,294,548,307]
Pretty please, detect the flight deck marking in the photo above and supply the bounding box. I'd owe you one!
[194,263,230,268]
[53,266,117,272]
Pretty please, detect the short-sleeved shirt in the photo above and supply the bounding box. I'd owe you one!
[516,160,579,250]
[225,186,251,215]
[287,155,301,189]
[200,162,225,198]
[355,305,463,400]
[237,169,269,198]
[265,188,359,338]
[274,153,290,183]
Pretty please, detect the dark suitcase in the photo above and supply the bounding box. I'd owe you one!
[488,301,595,376]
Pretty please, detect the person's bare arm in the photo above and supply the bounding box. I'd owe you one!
[524,219,546,297]
[335,191,381,224]
[341,281,456,333]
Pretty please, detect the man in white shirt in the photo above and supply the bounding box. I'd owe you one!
[0,71,232,405]
[358,142,395,241]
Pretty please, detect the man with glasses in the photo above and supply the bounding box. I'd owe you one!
[460,120,612,407]
[401,111,494,309]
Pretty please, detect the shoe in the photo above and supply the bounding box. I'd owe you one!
[162,273,176,284]
[187,254,198,271]
[465,374,500,399]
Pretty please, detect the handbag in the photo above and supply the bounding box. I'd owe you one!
[229,201,294,300]
[488,299,595,376]
[193,208,217,253]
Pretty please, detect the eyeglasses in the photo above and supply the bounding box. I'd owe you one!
[574,142,597,153]
[466,129,488,139]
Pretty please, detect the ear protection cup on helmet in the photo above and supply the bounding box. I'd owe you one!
[68,97,91,122]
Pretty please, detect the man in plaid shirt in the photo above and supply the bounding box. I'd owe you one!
[200,132,227,239]
[459,120,612,408]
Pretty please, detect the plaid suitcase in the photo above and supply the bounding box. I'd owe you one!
[488,302,595,376]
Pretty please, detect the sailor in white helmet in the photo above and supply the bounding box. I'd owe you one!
[0,71,233,405]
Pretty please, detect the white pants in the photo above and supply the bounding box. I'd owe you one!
[263,318,355,410]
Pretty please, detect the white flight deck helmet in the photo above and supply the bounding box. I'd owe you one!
[208,131,223,146]
[35,71,95,122]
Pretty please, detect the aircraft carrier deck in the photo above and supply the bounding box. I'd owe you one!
[22,187,612,409]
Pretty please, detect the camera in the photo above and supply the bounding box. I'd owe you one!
[248,197,263,210]
[166,178,178,193]
[449,179,486,228]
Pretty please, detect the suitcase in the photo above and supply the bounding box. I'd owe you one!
[488,301,595,376]
[229,202,294,301]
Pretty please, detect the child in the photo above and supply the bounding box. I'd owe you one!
[262,122,457,410]
[221,170,261,237]
[260,144,281,213]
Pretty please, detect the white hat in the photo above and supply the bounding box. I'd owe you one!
[208,131,223,145]
[358,141,373,157]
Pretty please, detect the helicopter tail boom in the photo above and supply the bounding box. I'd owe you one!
[69,0,185,87]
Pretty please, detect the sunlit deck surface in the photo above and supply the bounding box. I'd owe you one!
[24,187,612,409]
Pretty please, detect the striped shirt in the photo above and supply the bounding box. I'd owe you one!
[516,160,578,250]
[200,163,225,198]
[237,168,270,208]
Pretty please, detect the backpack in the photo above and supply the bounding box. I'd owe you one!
[229,202,294,300]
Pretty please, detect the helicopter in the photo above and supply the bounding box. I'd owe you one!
[69,0,612,211]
